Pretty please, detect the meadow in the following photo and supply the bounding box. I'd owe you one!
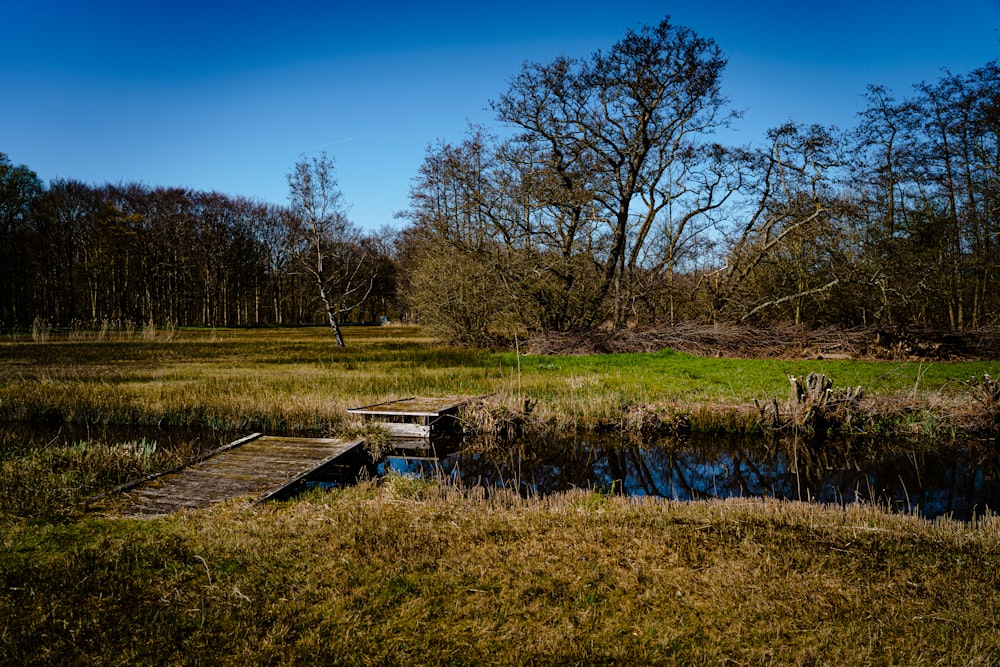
[3,325,1000,663]
[2,324,998,435]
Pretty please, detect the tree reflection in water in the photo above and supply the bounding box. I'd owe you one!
[384,431,1000,520]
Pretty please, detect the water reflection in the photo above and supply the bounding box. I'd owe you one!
[386,431,1000,520]
[5,422,998,520]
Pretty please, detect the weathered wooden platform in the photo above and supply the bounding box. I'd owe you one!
[105,433,364,516]
[347,396,480,438]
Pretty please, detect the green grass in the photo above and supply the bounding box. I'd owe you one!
[1,325,998,434]
[510,347,990,399]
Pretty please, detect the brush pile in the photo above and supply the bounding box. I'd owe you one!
[525,324,1000,361]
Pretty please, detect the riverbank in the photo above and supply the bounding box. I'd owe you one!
[3,477,1000,664]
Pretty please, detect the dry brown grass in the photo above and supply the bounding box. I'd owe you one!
[4,479,1000,664]
[3,325,999,439]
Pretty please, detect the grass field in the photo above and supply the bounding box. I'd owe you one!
[3,478,1000,664]
[2,325,998,435]
[3,325,1000,663]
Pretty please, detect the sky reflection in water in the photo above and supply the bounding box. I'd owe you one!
[4,423,997,521]
[386,431,1000,520]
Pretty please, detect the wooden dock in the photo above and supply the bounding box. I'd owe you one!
[347,396,481,439]
[103,433,364,516]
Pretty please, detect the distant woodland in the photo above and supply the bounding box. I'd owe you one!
[3,18,999,343]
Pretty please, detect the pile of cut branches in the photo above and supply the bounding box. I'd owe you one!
[525,324,1000,361]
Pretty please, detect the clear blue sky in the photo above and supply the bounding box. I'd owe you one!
[2,1,998,230]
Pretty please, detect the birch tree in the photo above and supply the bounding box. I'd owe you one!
[286,152,374,346]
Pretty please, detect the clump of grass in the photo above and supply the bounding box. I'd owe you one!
[687,402,764,433]
[459,391,531,437]
[30,315,52,342]
[378,469,442,500]
[342,421,394,459]
[0,438,187,520]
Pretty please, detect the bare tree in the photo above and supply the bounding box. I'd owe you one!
[493,17,733,326]
[286,152,374,346]
[708,123,852,324]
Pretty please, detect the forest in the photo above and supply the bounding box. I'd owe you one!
[2,18,999,344]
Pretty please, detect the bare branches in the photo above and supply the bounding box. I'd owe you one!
[739,280,841,323]
[286,153,379,347]
[493,18,733,324]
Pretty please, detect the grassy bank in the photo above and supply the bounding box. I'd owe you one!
[1,325,998,436]
[3,477,1000,664]
[0,436,193,520]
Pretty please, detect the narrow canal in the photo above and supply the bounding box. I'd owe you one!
[386,430,1000,520]
[3,423,998,520]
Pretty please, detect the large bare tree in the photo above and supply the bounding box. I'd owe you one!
[492,16,733,326]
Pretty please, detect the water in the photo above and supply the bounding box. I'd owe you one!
[386,431,1000,520]
[4,422,998,520]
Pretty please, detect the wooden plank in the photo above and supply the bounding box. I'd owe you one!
[91,433,263,502]
[387,454,447,462]
[109,435,364,516]
[347,396,480,417]
[378,422,431,438]
[256,442,363,503]
[390,438,434,451]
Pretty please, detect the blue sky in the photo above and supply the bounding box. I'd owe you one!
[2,1,999,230]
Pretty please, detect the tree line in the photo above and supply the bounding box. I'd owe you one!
[0,160,397,330]
[3,17,999,344]
[403,18,1000,344]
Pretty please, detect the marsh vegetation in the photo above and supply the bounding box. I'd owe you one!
[3,325,999,434]
[2,325,1000,662]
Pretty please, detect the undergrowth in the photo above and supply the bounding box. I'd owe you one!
[0,438,190,520]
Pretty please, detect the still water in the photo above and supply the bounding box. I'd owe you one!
[386,430,1000,520]
[3,423,998,520]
